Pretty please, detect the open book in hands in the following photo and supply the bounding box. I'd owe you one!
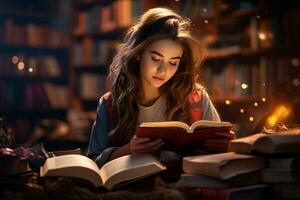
[40,154,166,190]
[136,120,234,151]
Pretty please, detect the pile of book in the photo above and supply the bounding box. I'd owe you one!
[175,129,300,200]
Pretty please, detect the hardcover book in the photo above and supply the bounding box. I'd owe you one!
[40,154,166,190]
[136,120,233,150]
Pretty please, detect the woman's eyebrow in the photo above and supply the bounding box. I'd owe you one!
[149,50,181,59]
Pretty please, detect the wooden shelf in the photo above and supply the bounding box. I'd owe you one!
[0,75,67,84]
[204,45,300,62]
[0,45,68,55]
[73,65,108,73]
[0,10,54,21]
[212,96,269,104]
[74,0,111,10]
[0,109,67,119]
[73,27,127,40]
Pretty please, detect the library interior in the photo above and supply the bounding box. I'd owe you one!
[0,0,300,199]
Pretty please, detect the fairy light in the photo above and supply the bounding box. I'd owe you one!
[204,19,208,24]
[261,97,266,102]
[28,67,33,73]
[266,105,291,127]
[202,8,207,13]
[291,58,299,66]
[241,83,248,89]
[17,62,25,70]
[258,32,266,40]
[225,100,231,105]
[262,83,266,87]
[12,56,19,64]
[256,15,261,19]
[293,78,300,86]
[240,108,245,113]
[254,102,258,107]
[249,116,254,122]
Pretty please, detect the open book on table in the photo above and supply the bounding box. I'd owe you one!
[136,120,233,150]
[40,154,166,190]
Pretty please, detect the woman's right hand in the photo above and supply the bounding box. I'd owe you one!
[129,135,164,154]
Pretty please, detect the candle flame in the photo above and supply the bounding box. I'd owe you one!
[266,105,291,127]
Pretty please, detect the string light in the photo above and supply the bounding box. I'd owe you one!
[204,19,208,24]
[202,8,207,13]
[261,97,266,102]
[241,83,248,89]
[293,78,300,86]
[291,58,299,66]
[12,56,19,64]
[28,67,33,73]
[254,102,258,107]
[258,32,266,40]
[17,62,25,70]
[256,15,261,19]
[240,108,245,113]
[262,83,266,87]
[249,116,254,122]
[225,100,231,105]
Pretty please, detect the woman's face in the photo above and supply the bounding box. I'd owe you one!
[139,39,183,90]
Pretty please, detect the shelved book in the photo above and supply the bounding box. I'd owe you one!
[136,120,234,150]
[228,129,300,154]
[40,154,166,190]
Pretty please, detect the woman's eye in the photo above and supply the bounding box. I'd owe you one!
[151,57,160,62]
[169,62,177,66]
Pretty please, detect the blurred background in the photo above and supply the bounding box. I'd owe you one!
[0,0,299,152]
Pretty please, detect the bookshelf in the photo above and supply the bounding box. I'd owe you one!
[70,0,300,137]
[0,0,70,144]
[70,0,183,110]
[184,0,300,135]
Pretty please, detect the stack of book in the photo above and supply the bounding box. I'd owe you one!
[176,128,300,200]
[229,130,300,200]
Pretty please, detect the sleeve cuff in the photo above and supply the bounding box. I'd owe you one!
[94,147,119,168]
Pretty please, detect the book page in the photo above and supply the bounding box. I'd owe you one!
[139,121,190,132]
[228,133,266,153]
[99,154,166,189]
[190,120,232,131]
[40,154,103,187]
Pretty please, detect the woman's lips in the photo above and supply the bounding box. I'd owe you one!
[153,76,165,81]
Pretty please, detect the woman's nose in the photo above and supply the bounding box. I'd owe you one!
[157,62,167,74]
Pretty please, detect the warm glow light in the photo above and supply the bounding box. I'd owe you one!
[259,32,266,40]
[240,108,245,113]
[291,58,299,66]
[293,78,300,86]
[28,67,33,73]
[225,100,231,105]
[266,105,291,127]
[262,97,266,102]
[256,15,261,19]
[17,62,25,70]
[254,102,258,107]
[204,19,208,24]
[202,8,207,12]
[249,116,254,121]
[262,83,266,87]
[241,83,248,89]
[12,56,18,64]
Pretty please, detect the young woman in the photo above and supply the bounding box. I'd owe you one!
[88,7,222,167]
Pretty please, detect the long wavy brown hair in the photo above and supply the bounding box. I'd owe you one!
[108,7,202,145]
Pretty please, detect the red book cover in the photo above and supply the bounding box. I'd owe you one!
[136,120,233,151]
